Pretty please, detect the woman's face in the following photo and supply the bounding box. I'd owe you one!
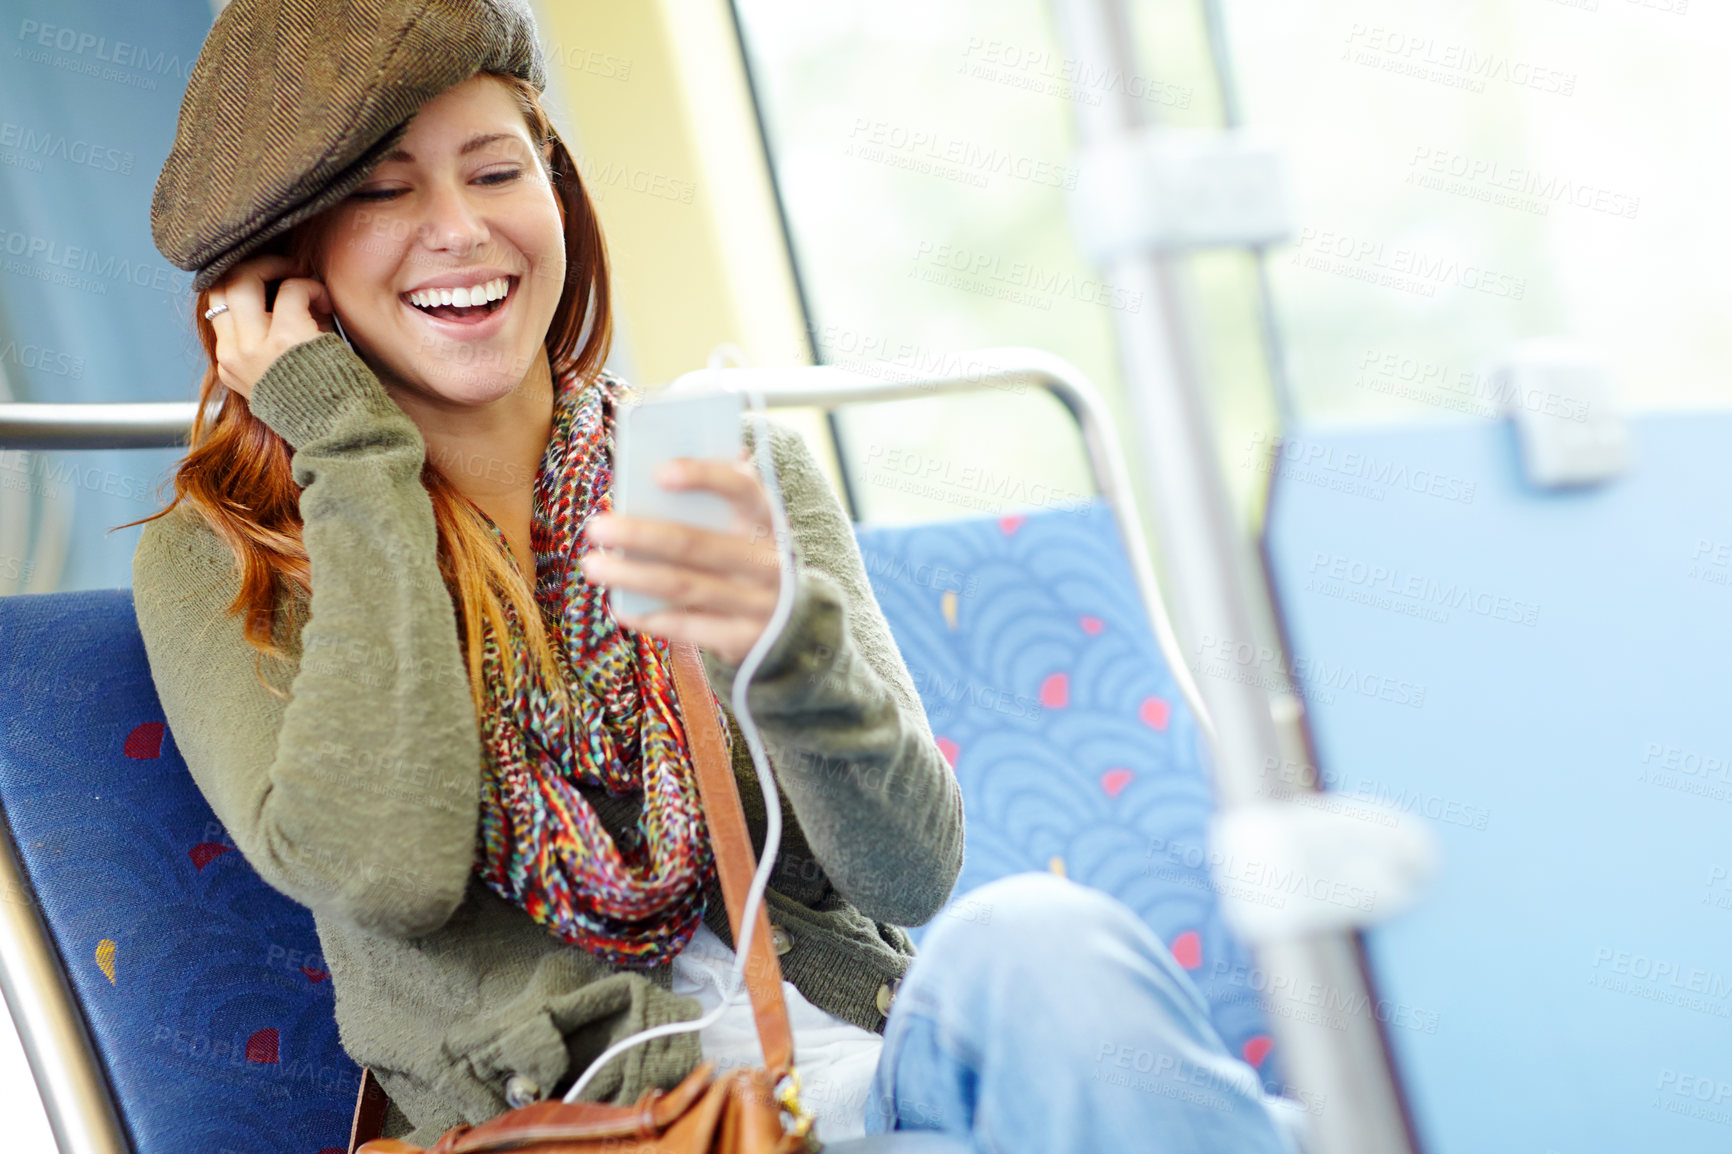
[310,74,566,407]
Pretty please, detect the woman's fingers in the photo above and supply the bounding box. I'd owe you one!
[205,254,338,397]
[203,299,247,396]
[580,550,778,619]
[220,262,276,349]
[615,608,762,667]
[273,277,336,333]
[587,514,778,583]
[591,456,781,571]
[580,543,777,664]
[221,256,296,332]
[582,453,785,662]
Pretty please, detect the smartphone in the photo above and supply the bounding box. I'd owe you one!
[607,389,744,620]
[264,274,354,350]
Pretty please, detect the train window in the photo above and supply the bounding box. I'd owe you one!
[1225,1,1730,417]
[733,0,1732,528]
[0,0,210,597]
[733,2,1163,525]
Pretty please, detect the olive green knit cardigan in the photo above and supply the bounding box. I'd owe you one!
[130,334,964,1144]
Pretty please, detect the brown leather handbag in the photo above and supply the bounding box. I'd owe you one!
[352,642,821,1154]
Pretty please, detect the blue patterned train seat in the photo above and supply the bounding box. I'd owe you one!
[1263,414,1732,1154]
[0,589,358,1154]
[853,501,1280,1085]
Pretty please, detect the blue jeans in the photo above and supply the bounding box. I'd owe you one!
[862,872,1309,1154]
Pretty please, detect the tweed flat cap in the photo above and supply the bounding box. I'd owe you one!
[153,0,546,294]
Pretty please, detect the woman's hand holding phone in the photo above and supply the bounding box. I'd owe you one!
[578,456,782,667]
[204,253,337,400]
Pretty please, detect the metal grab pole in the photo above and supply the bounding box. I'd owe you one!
[1049,3,1419,1152]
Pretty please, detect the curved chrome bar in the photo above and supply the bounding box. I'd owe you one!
[0,812,129,1154]
[671,348,1216,748]
[0,402,199,451]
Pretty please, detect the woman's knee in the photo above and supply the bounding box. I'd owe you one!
[937,872,1136,941]
[918,871,1183,989]
[899,871,1220,1062]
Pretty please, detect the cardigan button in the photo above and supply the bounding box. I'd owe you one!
[875,979,901,1017]
[770,925,793,956]
[504,1073,542,1109]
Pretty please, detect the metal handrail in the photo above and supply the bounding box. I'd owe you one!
[0,812,129,1154]
[0,402,199,451]
[1051,0,1417,1150]
[669,348,1214,744]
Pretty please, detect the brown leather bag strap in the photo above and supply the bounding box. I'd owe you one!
[349,1066,391,1152]
[667,641,795,1081]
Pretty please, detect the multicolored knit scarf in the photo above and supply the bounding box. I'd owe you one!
[467,368,721,969]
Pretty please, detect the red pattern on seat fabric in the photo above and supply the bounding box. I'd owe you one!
[1243,1035,1274,1068]
[1038,671,1070,708]
[246,1028,279,1064]
[124,721,164,759]
[1100,768,1134,798]
[1170,930,1203,970]
[188,842,231,871]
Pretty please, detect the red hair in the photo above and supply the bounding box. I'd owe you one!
[121,73,611,715]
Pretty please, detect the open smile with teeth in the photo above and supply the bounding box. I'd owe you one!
[403,275,515,323]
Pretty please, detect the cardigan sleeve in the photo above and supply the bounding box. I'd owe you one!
[132,334,483,939]
[700,418,965,927]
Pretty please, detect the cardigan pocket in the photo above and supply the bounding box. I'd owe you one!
[442,970,705,1110]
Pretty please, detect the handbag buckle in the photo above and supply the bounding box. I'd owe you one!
[774,1067,815,1139]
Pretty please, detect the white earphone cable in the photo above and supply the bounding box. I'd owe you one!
[561,344,796,1105]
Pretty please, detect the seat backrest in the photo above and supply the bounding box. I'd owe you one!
[852,501,1280,1085]
[0,589,358,1154]
[1264,413,1732,1154]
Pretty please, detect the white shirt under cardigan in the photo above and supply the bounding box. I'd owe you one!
[670,921,885,1141]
